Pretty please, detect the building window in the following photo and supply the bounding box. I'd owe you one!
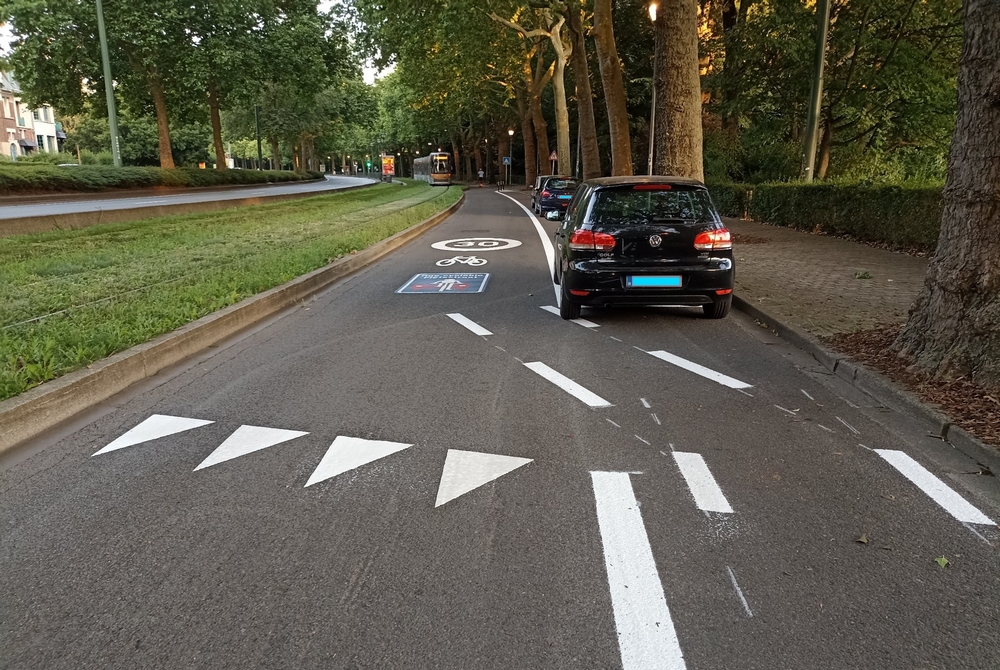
[33,110,40,121]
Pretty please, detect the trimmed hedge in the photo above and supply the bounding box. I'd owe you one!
[708,181,943,251]
[0,164,324,195]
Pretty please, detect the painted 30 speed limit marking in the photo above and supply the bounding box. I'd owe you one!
[431,238,522,252]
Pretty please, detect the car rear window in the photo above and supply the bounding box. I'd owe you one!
[588,187,718,225]
[547,179,579,190]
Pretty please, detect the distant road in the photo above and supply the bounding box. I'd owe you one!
[0,175,376,220]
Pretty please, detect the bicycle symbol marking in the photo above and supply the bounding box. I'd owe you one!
[436,255,488,267]
[431,237,522,252]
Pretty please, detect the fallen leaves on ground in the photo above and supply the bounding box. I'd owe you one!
[825,325,1000,451]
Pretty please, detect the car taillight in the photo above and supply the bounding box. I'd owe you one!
[569,230,617,251]
[541,190,551,198]
[694,228,732,251]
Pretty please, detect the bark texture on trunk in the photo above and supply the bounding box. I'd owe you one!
[270,137,280,170]
[548,17,572,177]
[894,1,1000,388]
[452,136,462,181]
[208,79,227,170]
[816,113,833,179]
[566,5,602,179]
[652,0,704,181]
[517,89,537,188]
[529,57,552,176]
[149,72,175,170]
[593,0,632,175]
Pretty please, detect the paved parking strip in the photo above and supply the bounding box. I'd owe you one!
[2,187,1000,669]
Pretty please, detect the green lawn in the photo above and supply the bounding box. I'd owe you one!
[0,180,462,401]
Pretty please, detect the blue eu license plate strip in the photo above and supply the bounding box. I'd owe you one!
[558,195,572,199]
[628,275,682,288]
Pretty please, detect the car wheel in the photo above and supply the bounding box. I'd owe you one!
[560,283,581,320]
[702,295,732,319]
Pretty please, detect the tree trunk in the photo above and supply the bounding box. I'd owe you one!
[451,136,462,181]
[530,88,551,176]
[208,79,227,170]
[549,18,573,177]
[592,0,633,175]
[652,0,704,181]
[473,141,483,175]
[816,114,833,179]
[566,5,602,179]
[517,89,537,188]
[148,72,175,169]
[894,0,1000,388]
[270,137,280,170]
[719,0,740,134]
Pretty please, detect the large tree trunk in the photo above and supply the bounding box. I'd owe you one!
[530,85,551,177]
[652,0,704,181]
[517,89,537,188]
[548,18,573,177]
[719,0,741,134]
[148,72,175,169]
[592,0,632,175]
[894,1,1000,388]
[270,137,280,170]
[208,79,227,170]
[816,113,833,179]
[566,4,601,179]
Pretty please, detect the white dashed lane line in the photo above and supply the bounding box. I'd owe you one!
[591,471,688,670]
[671,451,735,514]
[523,361,613,408]
[539,305,599,328]
[875,449,995,525]
[642,349,753,390]
[446,312,493,336]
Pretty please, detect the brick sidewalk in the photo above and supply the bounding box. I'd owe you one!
[724,217,928,337]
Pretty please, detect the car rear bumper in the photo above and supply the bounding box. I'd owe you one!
[563,259,734,306]
[539,198,572,211]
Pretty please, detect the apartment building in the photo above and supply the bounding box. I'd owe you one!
[1,72,65,160]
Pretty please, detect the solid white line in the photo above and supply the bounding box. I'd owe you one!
[610,336,623,342]
[818,424,834,433]
[590,472,687,670]
[836,416,861,435]
[645,350,752,389]
[801,389,815,401]
[607,419,621,428]
[651,413,661,425]
[523,361,613,408]
[775,405,799,416]
[495,191,557,301]
[635,435,650,445]
[539,305,599,328]
[672,452,734,513]
[640,397,651,408]
[726,566,754,618]
[446,313,492,337]
[875,449,995,525]
[962,522,992,545]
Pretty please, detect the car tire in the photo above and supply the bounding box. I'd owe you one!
[560,284,581,320]
[702,295,732,319]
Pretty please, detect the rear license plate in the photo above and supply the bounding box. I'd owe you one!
[558,195,572,199]
[627,275,682,288]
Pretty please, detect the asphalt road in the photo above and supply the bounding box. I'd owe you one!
[3,187,999,669]
[0,174,376,219]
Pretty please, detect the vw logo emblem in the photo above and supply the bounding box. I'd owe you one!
[649,234,662,248]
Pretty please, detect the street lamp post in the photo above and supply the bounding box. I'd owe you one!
[95,0,122,167]
[802,0,832,181]
[254,105,263,170]
[507,128,514,189]
[647,2,658,176]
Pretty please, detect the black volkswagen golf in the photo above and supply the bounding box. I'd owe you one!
[551,176,734,320]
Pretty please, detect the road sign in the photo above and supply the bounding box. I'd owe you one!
[549,151,558,161]
[431,238,522,252]
[503,156,511,166]
[396,273,490,294]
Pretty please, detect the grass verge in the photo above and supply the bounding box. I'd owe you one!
[0,180,462,401]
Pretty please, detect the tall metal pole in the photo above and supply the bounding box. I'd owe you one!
[95,0,122,167]
[254,105,263,170]
[647,5,658,175]
[802,0,831,182]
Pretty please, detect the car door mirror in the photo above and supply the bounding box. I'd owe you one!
[545,210,564,221]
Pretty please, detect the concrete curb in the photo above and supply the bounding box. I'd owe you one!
[0,181,375,238]
[0,191,465,456]
[732,295,1000,474]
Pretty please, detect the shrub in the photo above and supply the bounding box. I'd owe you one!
[710,180,944,251]
[0,164,324,195]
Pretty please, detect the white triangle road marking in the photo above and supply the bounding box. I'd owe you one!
[305,436,413,487]
[435,449,533,507]
[193,425,309,471]
[93,414,214,456]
